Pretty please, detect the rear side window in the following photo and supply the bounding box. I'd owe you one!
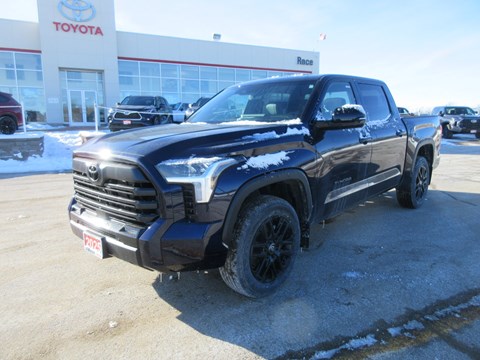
[358,83,391,121]
[0,94,8,104]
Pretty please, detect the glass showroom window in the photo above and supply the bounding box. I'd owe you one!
[140,62,160,77]
[118,61,139,76]
[251,70,268,80]
[181,65,200,103]
[0,51,46,122]
[235,69,251,83]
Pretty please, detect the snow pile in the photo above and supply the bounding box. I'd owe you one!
[0,131,82,173]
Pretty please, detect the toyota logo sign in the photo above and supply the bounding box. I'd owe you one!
[58,0,96,22]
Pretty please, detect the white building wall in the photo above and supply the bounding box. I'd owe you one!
[37,0,119,122]
[117,32,319,74]
[0,20,41,51]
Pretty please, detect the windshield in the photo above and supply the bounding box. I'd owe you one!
[187,78,317,124]
[120,96,155,106]
[445,107,476,116]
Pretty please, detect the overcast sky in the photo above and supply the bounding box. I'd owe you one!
[2,0,480,111]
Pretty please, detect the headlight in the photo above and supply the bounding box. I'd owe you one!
[156,157,238,203]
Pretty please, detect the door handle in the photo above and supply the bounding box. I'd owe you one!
[359,135,372,144]
[396,129,406,137]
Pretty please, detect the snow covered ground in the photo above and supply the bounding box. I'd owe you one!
[0,124,478,174]
[0,124,107,174]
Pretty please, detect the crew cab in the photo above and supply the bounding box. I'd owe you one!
[69,75,441,298]
[108,95,173,131]
[432,106,480,139]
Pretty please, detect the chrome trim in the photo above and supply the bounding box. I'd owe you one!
[325,168,401,204]
[70,220,137,252]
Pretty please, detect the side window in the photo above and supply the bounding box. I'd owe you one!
[358,83,391,121]
[0,95,7,104]
[319,81,356,120]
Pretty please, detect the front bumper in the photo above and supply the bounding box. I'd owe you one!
[449,120,480,134]
[108,117,154,131]
[68,198,225,272]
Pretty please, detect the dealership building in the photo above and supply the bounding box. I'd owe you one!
[0,0,319,126]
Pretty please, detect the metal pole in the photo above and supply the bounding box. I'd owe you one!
[21,102,26,134]
[94,102,99,132]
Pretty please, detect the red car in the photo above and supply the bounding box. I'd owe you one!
[0,92,23,135]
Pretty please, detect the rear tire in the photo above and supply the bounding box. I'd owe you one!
[0,116,17,135]
[396,156,430,209]
[219,195,300,298]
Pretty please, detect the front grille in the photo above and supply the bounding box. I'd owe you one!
[459,119,480,131]
[114,111,142,120]
[73,159,158,226]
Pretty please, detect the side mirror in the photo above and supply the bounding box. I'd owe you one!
[315,104,366,130]
[439,111,444,116]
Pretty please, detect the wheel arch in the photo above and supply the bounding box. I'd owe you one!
[221,169,313,248]
[403,137,435,183]
[415,142,435,182]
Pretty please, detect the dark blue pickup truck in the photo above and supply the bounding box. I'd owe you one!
[69,74,441,297]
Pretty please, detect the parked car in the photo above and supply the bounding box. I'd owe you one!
[108,96,173,131]
[69,74,441,298]
[398,107,414,117]
[185,97,211,118]
[0,92,23,135]
[432,106,480,139]
[171,102,189,123]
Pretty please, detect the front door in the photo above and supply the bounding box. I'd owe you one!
[314,79,372,221]
[68,90,97,125]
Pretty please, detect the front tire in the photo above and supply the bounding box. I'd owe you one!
[219,195,300,298]
[396,156,430,209]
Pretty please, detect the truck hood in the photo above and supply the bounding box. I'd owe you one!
[113,105,156,112]
[447,115,480,121]
[75,121,310,164]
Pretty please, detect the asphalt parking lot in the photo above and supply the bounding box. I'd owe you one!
[1,136,479,359]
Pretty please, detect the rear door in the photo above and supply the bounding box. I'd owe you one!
[355,81,407,197]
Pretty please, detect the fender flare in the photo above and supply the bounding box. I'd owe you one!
[221,169,313,248]
[402,138,436,185]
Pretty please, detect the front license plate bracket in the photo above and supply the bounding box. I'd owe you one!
[83,232,105,259]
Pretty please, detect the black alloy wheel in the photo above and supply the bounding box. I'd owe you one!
[220,195,300,298]
[396,156,430,209]
[0,116,17,135]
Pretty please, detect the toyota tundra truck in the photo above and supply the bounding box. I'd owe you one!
[69,74,441,298]
[432,105,480,139]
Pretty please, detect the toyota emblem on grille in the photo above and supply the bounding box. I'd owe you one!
[87,164,100,181]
